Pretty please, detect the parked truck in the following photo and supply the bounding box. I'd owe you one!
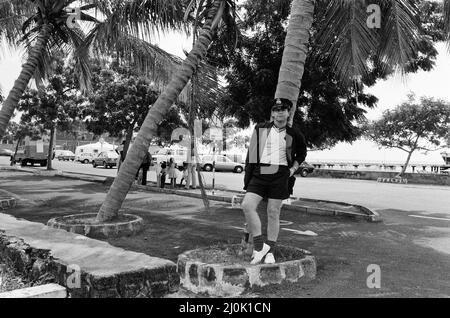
[13,136,50,167]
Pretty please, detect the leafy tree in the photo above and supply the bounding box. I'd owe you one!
[85,62,185,158]
[365,95,450,176]
[0,0,186,139]
[17,57,84,170]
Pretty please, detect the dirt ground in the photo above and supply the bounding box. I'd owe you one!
[1,171,449,298]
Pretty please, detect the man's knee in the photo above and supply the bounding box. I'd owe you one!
[241,198,257,214]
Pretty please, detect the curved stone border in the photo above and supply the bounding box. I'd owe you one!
[140,184,381,222]
[47,213,144,239]
[0,197,16,210]
[177,244,316,297]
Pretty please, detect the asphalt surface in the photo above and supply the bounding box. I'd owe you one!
[1,169,449,297]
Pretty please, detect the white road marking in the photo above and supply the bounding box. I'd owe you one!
[409,215,450,221]
[282,228,318,236]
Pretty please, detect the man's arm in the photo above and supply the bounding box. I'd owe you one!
[290,129,307,176]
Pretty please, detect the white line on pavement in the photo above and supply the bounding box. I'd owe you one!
[409,215,450,221]
[282,228,318,236]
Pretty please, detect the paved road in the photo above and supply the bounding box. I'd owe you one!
[3,156,448,217]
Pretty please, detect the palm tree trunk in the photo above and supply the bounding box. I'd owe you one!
[0,25,53,139]
[190,64,210,211]
[96,1,223,222]
[47,124,56,170]
[275,0,315,126]
[11,137,21,166]
[195,150,210,212]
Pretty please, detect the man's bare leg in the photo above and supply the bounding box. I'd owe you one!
[267,198,283,242]
[241,192,263,237]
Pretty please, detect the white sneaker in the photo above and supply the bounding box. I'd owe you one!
[264,252,275,264]
[250,243,270,265]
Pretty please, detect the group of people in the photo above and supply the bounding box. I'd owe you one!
[157,159,197,189]
[115,141,199,190]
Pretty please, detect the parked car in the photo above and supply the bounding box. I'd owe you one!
[296,161,315,177]
[76,153,96,164]
[56,150,75,161]
[92,151,119,169]
[0,148,14,157]
[201,155,244,173]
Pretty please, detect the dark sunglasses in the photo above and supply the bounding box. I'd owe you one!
[271,106,288,112]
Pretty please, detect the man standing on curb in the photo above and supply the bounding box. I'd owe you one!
[242,98,307,264]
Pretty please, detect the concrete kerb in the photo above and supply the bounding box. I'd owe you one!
[137,184,381,223]
[0,284,67,298]
[0,213,179,298]
[0,166,111,184]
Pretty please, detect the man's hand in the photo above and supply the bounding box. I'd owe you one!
[289,167,296,177]
[289,161,300,177]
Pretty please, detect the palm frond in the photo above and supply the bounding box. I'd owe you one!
[86,21,181,88]
[377,0,422,75]
[0,0,36,45]
[90,0,187,41]
[193,61,227,120]
[315,0,379,86]
[66,26,92,92]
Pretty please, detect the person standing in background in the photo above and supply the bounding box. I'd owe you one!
[116,140,126,172]
[160,161,167,188]
[138,151,152,185]
[167,158,177,188]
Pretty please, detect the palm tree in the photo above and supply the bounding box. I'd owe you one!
[277,0,450,126]
[96,0,238,222]
[0,0,186,139]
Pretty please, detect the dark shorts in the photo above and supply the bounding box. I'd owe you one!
[246,165,290,200]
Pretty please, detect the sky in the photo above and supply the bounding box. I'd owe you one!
[1,27,449,165]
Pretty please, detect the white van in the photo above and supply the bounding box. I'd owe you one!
[152,147,188,167]
[75,141,116,163]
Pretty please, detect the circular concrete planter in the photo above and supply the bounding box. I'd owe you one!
[47,213,144,239]
[177,244,316,297]
[0,197,16,210]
